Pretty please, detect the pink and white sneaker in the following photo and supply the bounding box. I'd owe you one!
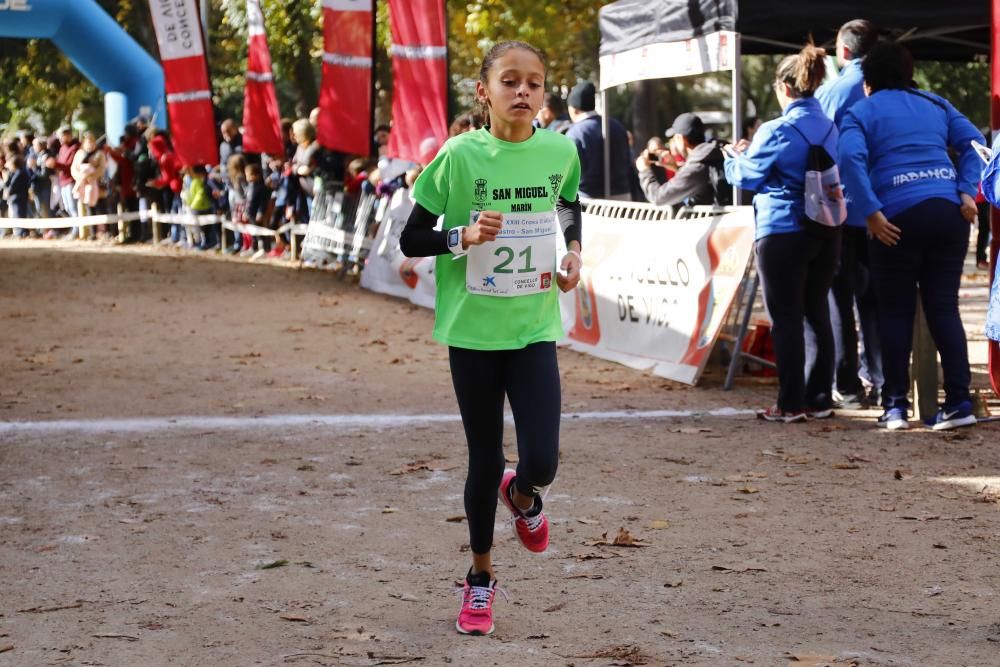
[499,468,549,553]
[456,571,497,636]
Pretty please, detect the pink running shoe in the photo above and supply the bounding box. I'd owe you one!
[456,571,497,636]
[499,468,549,553]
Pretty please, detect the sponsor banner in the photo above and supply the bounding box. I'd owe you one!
[565,206,754,385]
[359,188,436,309]
[148,0,218,167]
[243,0,284,155]
[600,30,737,90]
[386,0,448,164]
[318,0,373,155]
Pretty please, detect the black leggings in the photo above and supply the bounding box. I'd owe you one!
[449,342,561,555]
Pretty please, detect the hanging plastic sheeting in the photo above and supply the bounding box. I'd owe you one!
[242,0,284,156]
[147,0,219,167]
[386,0,448,165]
[317,0,375,156]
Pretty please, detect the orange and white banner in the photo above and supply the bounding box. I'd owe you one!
[148,0,218,167]
[564,205,754,385]
[243,0,284,156]
[318,0,374,156]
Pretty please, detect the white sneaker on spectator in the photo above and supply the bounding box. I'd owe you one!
[250,248,267,261]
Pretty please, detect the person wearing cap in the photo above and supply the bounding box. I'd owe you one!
[564,80,633,201]
[635,112,726,207]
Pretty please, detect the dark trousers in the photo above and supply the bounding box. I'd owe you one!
[976,202,991,265]
[869,198,971,410]
[829,225,883,394]
[757,228,840,412]
[449,342,561,555]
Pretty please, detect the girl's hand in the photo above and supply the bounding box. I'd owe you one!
[463,211,502,248]
[960,192,978,224]
[867,210,901,246]
[557,249,582,292]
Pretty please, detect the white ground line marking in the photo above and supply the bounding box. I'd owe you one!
[0,408,755,435]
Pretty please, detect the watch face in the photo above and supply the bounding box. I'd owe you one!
[448,228,460,247]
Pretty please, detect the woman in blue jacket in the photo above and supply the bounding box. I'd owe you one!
[839,41,982,431]
[725,45,841,422]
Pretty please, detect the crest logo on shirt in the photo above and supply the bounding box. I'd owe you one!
[548,174,563,203]
[473,178,488,208]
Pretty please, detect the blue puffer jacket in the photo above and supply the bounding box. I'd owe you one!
[724,96,838,240]
[839,88,983,220]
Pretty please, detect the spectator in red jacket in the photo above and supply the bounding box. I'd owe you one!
[147,131,183,243]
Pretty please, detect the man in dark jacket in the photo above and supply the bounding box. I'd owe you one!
[635,113,726,207]
[564,81,633,200]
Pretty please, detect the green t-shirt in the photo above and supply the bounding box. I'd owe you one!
[413,127,581,350]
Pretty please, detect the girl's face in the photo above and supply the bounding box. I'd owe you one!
[476,48,545,128]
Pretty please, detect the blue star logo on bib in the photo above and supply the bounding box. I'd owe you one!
[483,276,496,288]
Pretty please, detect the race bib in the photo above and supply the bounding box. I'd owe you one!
[466,210,557,297]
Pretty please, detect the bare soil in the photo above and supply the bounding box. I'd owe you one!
[2,240,999,667]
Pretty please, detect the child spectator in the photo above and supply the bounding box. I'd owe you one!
[244,162,271,260]
[3,153,32,238]
[224,153,248,255]
[183,165,217,250]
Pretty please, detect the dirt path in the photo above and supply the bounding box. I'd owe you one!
[2,241,999,667]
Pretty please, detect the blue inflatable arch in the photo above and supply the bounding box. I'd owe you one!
[0,0,164,144]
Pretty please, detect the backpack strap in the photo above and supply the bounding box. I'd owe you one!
[786,119,834,147]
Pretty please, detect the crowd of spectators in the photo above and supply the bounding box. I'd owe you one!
[0,110,405,264]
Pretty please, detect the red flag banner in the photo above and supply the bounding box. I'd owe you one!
[243,0,284,156]
[147,0,219,167]
[318,0,374,156]
[386,0,448,165]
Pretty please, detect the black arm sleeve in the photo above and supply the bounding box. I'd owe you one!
[399,202,448,258]
[557,195,582,248]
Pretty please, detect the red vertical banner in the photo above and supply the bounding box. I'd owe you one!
[990,0,1000,397]
[318,0,374,156]
[387,0,448,164]
[243,0,284,156]
[147,0,219,167]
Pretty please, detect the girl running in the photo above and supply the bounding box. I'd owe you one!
[399,40,582,636]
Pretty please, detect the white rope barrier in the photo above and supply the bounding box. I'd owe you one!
[0,211,298,238]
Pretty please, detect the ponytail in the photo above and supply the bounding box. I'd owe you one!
[775,44,826,98]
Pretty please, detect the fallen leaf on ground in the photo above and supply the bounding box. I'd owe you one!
[390,460,457,475]
[445,515,466,523]
[365,652,425,665]
[388,593,419,602]
[847,453,872,463]
[648,520,670,529]
[585,527,651,547]
[569,552,622,561]
[832,463,860,470]
[256,559,288,570]
[894,469,913,480]
[565,573,605,579]
[543,602,566,612]
[569,644,649,665]
[279,613,311,623]
[17,602,82,613]
[577,518,600,525]
[92,633,139,641]
[382,507,398,514]
[0,645,12,654]
[670,427,712,434]
[527,633,551,639]
[785,654,857,666]
[712,564,768,573]
[663,580,683,588]
[738,485,759,494]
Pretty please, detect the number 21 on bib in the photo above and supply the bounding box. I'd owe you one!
[465,211,557,297]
